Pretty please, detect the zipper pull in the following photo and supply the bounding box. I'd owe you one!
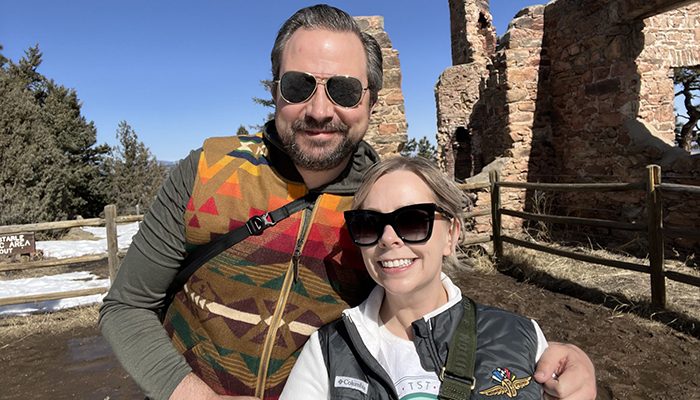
[292,247,302,283]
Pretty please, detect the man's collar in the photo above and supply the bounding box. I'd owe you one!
[262,121,305,183]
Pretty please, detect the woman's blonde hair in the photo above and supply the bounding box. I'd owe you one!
[351,156,467,270]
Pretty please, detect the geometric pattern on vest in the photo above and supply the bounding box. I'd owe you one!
[163,134,373,399]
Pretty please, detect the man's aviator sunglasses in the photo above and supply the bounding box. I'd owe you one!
[276,71,369,108]
[344,203,452,246]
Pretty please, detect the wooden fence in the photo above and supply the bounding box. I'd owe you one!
[2,165,698,310]
[460,164,700,309]
[0,205,143,307]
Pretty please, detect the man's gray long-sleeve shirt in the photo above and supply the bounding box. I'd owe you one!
[99,149,201,400]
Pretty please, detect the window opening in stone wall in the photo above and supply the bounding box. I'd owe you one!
[477,12,495,55]
[673,66,700,154]
[453,126,472,179]
[477,12,488,29]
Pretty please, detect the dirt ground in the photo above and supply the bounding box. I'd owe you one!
[0,325,142,399]
[454,269,700,400]
[1,265,699,399]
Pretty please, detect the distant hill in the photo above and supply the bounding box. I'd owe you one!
[157,160,178,179]
[158,160,177,167]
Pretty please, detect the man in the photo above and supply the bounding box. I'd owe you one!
[100,5,596,400]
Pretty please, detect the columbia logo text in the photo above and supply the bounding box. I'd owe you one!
[335,376,369,394]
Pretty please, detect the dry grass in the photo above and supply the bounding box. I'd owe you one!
[0,304,99,346]
[457,246,499,275]
[480,236,700,337]
[0,261,107,345]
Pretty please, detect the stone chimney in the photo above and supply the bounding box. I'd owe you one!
[356,16,408,158]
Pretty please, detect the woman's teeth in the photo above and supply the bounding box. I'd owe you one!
[380,259,413,268]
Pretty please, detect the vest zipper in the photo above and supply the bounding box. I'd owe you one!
[254,194,318,398]
[426,319,446,375]
[291,191,317,282]
[292,247,302,283]
[343,315,400,399]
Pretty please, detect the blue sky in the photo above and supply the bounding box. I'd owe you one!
[1,1,546,161]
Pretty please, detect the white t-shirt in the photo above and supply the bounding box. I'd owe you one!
[377,325,441,399]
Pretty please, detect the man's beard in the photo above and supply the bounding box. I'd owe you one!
[281,119,358,171]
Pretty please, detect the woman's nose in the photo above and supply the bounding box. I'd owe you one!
[377,224,403,247]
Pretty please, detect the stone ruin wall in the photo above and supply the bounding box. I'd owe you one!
[637,2,700,247]
[437,0,494,179]
[541,0,700,249]
[438,0,700,249]
[475,6,549,234]
[638,3,700,142]
[356,16,408,158]
[541,0,696,180]
[435,64,490,179]
[449,0,496,65]
[438,1,549,234]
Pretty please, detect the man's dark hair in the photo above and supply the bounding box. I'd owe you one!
[271,4,383,105]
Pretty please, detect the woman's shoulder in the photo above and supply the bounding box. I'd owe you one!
[475,303,533,321]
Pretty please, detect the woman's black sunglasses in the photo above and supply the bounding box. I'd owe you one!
[344,203,452,246]
[276,70,369,108]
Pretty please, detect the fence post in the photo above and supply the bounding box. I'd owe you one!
[490,170,502,260]
[646,165,665,308]
[105,204,119,283]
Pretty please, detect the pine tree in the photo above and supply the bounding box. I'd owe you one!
[105,121,165,214]
[0,45,110,225]
[400,136,438,162]
[251,79,275,131]
[236,125,249,136]
[674,67,699,152]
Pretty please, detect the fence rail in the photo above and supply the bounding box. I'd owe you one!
[0,287,108,307]
[500,236,649,273]
[0,253,125,273]
[658,182,700,195]
[500,209,646,231]
[477,164,700,308]
[0,205,143,307]
[496,181,646,192]
[0,215,143,235]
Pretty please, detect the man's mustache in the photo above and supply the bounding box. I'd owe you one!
[292,119,349,134]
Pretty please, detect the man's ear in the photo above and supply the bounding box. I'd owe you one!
[369,98,377,116]
[271,81,278,103]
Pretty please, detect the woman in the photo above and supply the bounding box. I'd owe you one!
[281,156,547,399]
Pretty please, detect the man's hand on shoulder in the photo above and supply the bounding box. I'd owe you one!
[534,342,596,400]
[169,373,260,400]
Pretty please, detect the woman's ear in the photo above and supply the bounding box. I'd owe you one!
[443,218,462,256]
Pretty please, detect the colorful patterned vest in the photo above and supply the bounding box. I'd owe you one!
[162,134,374,399]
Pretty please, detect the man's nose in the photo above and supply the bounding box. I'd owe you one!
[304,83,335,122]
